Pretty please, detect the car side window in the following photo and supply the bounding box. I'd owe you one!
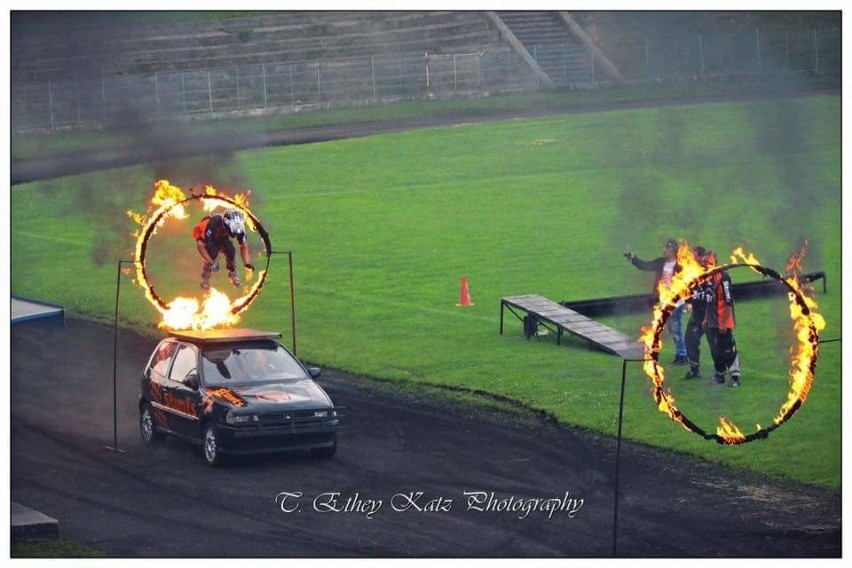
[149,341,177,378]
[169,344,198,385]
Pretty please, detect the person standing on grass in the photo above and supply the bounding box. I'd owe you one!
[683,246,712,379]
[624,238,688,366]
[702,251,741,388]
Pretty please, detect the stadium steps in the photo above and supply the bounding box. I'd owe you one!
[496,11,595,86]
[12,12,502,82]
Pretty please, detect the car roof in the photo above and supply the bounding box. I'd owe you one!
[167,328,282,345]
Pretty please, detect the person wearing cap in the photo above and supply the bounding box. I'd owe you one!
[192,209,255,290]
[624,238,688,365]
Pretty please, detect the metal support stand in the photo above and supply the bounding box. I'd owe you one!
[270,250,297,355]
[107,259,139,453]
[612,357,649,557]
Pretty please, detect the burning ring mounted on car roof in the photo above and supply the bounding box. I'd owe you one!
[641,245,825,445]
[129,182,272,330]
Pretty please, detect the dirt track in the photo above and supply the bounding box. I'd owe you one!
[11,319,841,557]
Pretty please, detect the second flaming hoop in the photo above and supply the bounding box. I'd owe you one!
[640,245,825,445]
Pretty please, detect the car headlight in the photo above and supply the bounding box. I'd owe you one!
[226,410,259,425]
[314,410,329,418]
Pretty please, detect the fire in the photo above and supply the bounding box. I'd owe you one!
[640,241,824,445]
[638,241,711,437]
[785,239,809,275]
[774,267,825,427]
[717,416,746,445]
[160,288,240,330]
[127,179,270,331]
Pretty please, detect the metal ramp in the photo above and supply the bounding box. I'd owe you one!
[500,294,644,359]
[11,296,65,326]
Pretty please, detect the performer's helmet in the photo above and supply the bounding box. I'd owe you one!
[223,209,246,235]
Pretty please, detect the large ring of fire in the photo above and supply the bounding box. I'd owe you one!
[132,192,272,329]
[642,258,823,445]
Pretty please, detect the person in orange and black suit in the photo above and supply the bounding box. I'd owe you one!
[702,251,741,388]
[192,209,255,291]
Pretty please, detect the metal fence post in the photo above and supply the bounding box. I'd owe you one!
[590,46,596,85]
[155,72,161,116]
[289,63,295,107]
[101,76,107,121]
[699,34,705,74]
[756,28,762,70]
[181,73,187,114]
[316,63,322,102]
[236,66,241,110]
[207,70,213,113]
[424,52,430,92]
[75,80,82,127]
[371,56,377,101]
[479,52,485,92]
[453,54,458,93]
[48,80,56,130]
[644,37,651,80]
[262,63,268,108]
[784,30,790,68]
[813,27,820,72]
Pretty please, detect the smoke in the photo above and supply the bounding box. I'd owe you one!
[589,13,840,361]
[28,109,269,287]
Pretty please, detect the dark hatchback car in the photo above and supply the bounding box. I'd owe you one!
[139,329,341,466]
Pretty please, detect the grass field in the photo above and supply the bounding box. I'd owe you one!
[11,94,841,489]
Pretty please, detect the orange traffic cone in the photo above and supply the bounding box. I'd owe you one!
[457,276,474,307]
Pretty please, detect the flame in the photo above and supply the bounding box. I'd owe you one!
[774,272,825,426]
[786,239,809,275]
[127,179,268,331]
[160,288,240,330]
[640,241,824,444]
[638,241,713,436]
[717,416,746,445]
[730,246,764,276]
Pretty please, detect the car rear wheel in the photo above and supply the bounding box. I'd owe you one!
[140,404,162,445]
[311,433,337,458]
[202,423,224,467]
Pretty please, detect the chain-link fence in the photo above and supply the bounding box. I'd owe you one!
[11,48,537,132]
[10,25,840,132]
[615,26,840,81]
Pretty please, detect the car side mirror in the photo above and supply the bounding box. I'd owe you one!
[308,367,322,379]
[185,372,200,390]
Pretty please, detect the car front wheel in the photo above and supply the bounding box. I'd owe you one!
[140,404,162,445]
[202,423,224,467]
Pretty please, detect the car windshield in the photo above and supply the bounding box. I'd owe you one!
[200,342,308,385]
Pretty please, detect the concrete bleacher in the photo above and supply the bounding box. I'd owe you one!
[11,12,503,82]
[496,11,595,86]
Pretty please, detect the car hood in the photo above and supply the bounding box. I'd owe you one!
[206,379,332,410]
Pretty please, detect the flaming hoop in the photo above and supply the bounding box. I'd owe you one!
[640,245,825,445]
[128,181,272,330]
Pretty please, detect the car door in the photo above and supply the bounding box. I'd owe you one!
[146,340,178,432]
[164,342,202,439]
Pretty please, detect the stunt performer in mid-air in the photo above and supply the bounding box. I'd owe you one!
[192,209,255,290]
